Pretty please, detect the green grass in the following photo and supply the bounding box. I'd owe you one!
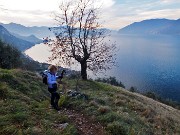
[62,78,180,135]
[0,69,78,135]
[0,69,180,135]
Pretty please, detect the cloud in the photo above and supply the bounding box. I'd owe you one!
[161,0,178,3]
[0,0,116,26]
[101,0,180,29]
[0,0,61,11]
[0,9,55,26]
[96,0,115,9]
[0,0,180,29]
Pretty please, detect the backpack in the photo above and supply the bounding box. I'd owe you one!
[41,69,66,85]
[42,70,49,85]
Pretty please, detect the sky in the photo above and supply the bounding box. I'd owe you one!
[0,0,180,29]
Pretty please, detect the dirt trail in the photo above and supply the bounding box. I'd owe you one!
[59,108,107,135]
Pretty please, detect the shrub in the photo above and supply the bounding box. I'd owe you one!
[63,125,79,135]
[95,77,125,88]
[98,106,110,114]
[144,92,157,100]
[0,40,22,69]
[129,127,136,135]
[94,98,106,105]
[143,91,180,109]
[89,100,99,107]
[10,112,28,124]
[98,112,119,123]
[106,121,127,135]
[0,83,8,99]
[129,87,137,93]
[59,95,69,107]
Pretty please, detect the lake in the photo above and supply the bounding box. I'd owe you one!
[25,34,180,102]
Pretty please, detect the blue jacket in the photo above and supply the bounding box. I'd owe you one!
[47,72,59,88]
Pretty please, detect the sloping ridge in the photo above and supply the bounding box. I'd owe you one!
[0,22,54,39]
[12,33,42,44]
[0,69,180,135]
[0,25,34,51]
[119,19,180,35]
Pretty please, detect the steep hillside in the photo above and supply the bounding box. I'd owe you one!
[65,79,180,135]
[119,19,180,35]
[0,69,78,135]
[0,69,180,135]
[12,33,42,44]
[0,40,22,69]
[0,25,35,51]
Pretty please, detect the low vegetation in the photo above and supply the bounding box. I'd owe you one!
[63,77,180,135]
[129,87,180,110]
[95,77,125,88]
[0,40,22,69]
[0,69,78,135]
[0,68,180,135]
[0,40,51,71]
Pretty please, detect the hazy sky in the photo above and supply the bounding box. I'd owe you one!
[0,0,180,29]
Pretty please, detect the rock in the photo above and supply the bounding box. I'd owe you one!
[67,90,88,100]
[56,123,69,130]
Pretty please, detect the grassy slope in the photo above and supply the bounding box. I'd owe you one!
[0,69,78,135]
[64,79,180,135]
[0,69,180,135]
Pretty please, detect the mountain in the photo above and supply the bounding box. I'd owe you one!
[118,19,180,35]
[12,33,42,44]
[0,23,54,38]
[0,25,35,51]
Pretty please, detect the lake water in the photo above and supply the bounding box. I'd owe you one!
[25,34,180,102]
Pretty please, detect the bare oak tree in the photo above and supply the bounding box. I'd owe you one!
[48,0,116,80]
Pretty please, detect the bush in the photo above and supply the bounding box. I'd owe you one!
[59,95,69,107]
[10,112,28,124]
[129,87,137,93]
[63,125,79,135]
[0,83,8,99]
[96,77,125,88]
[98,106,110,114]
[98,112,119,123]
[106,121,127,135]
[144,92,157,100]
[94,98,106,105]
[0,40,22,69]
[144,91,180,110]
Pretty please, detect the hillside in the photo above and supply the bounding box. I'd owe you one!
[12,33,42,44]
[0,69,78,135]
[0,69,180,135]
[0,25,35,51]
[118,19,180,35]
[0,23,54,39]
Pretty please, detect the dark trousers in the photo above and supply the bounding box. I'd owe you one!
[48,88,60,107]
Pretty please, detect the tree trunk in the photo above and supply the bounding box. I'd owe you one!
[81,61,87,80]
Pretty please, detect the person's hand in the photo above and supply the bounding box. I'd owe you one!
[61,70,66,75]
[63,70,66,73]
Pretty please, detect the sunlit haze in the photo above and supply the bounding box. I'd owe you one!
[0,0,180,29]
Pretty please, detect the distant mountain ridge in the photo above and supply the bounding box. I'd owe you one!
[0,23,54,38]
[118,19,180,35]
[1,19,180,38]
[0,25,35,51]
[12,33,42,44]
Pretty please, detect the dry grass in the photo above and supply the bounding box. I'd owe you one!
[65,79,180,135]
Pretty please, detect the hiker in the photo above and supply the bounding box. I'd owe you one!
[47,65,64,111]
